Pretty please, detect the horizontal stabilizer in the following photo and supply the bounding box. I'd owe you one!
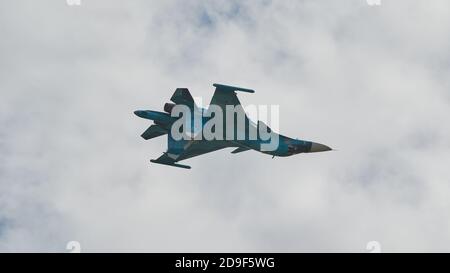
[231,147,251,154]
[213,83,255,93]
[141,124,168,140]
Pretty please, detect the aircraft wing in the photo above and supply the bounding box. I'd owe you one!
[150,140,232,168]
[231,146,251,154]
[207,83,254,110]
[205,83,255,140]
[150,153,191,169]
[140,124,168,140]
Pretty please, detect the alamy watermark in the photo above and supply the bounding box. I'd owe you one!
[66,0,81,6]
[66,241,81,253]
[366,241,382,253]
[366,0,381,6]
[169,101,280,152]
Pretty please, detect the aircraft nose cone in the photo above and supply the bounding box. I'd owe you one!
[309,142,332,152]
[134,110,147,118]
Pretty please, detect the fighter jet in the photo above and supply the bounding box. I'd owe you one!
[134,83,331,169]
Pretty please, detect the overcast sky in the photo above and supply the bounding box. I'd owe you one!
[1,0,450,252]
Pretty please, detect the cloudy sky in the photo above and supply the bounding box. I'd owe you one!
[1,0,450,252]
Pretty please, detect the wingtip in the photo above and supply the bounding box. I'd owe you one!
[150,159,191,169]
[213,83,255,93]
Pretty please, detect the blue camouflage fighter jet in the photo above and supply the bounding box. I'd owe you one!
[134,83,331,169]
